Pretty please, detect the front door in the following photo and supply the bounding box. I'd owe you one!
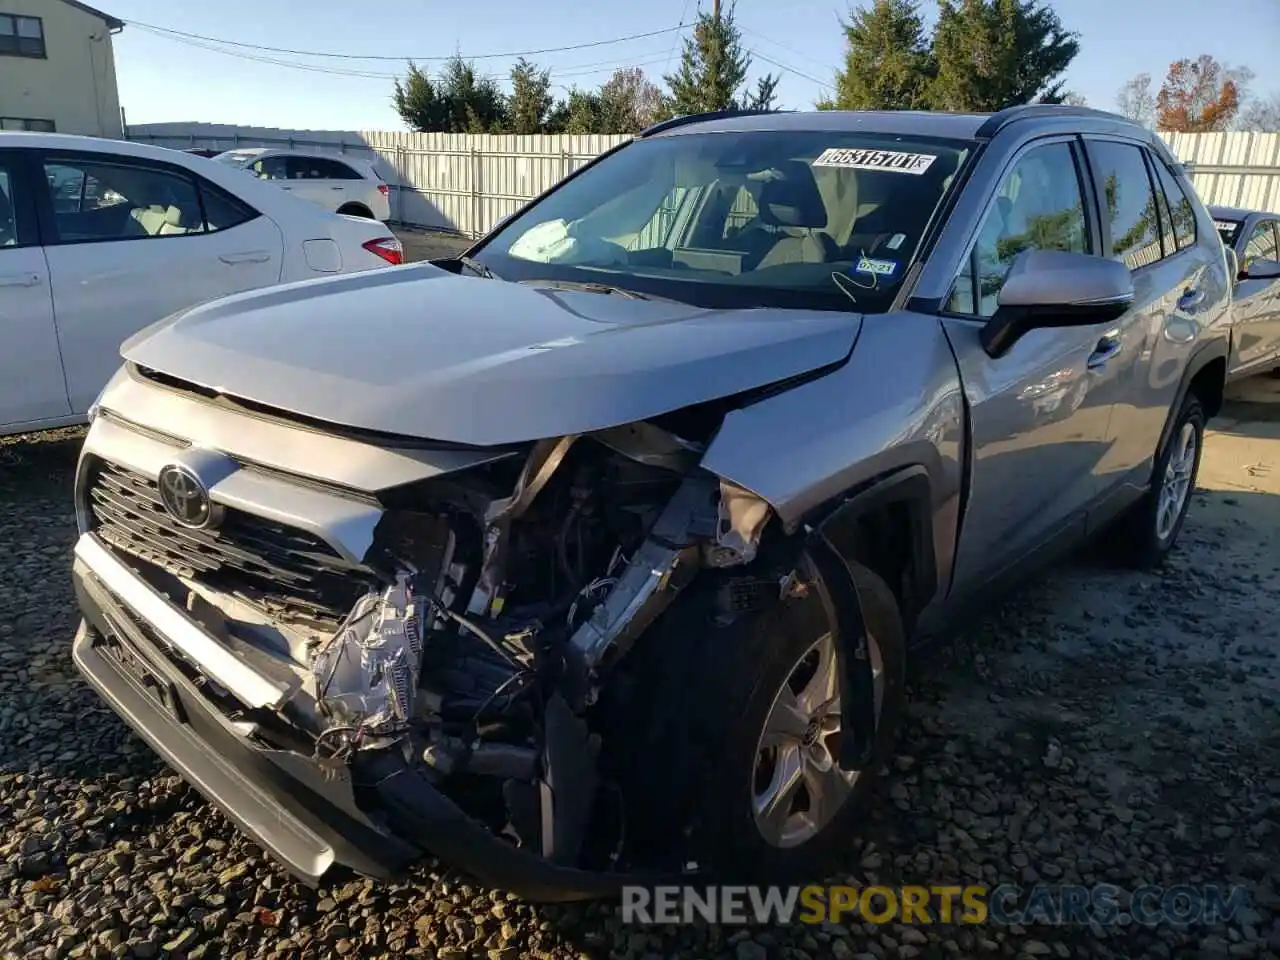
[36,151,283,413]
[1232,218,1280,375]
[940,137,1117,593]
[0,149,67,428]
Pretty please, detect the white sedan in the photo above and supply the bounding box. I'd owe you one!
[0,132,406,438]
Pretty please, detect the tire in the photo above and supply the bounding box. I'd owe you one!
[1117,393,1205,569]
[608,551,906,880]
[338,203,375,219]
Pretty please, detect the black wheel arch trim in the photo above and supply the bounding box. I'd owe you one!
[809,464,939,626]
[1157,336,1228,462]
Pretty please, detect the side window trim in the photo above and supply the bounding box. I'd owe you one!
[1143,148,1177,259]
[33,150,212,246]
[941,134,1094,321]
[0,147,43,247]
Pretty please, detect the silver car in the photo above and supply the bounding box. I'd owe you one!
[1210,204,1280,380]
[69,105,1231,899]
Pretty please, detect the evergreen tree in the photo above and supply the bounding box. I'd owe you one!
[929,0,1078,111]
[507,58,555,134]
[830,0,933,110]
[392,57,507,133]
[663,1,777,115]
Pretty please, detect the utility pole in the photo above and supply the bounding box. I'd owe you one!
[712,0,720,23]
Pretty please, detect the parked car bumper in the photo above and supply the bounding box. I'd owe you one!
[70,549,660,900]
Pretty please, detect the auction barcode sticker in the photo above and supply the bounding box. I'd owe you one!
[813,148,937,175]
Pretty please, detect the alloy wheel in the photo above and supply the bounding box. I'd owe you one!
[751,630,885,848]
[1156,421,1197,541]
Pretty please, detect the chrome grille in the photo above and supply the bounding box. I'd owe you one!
[85,457,371,625]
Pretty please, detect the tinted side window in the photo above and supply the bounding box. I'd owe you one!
[0,160,34,247]
[947,141,1088,317]
[1151,160,1197,251]
[1088,140,1162,270]
[252,156,289,180]
[199,181,257,232]
[1242,220,1279,271]
[288,156,362,180]
[43,159,206,243]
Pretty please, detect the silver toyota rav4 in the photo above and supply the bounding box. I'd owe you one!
[70,105,1232,899]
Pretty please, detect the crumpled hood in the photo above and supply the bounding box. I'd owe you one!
[122,264,862,446]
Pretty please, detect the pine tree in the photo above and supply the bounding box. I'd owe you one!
[662,1,776,115]
[830,0,933,110]
[929,0,1078,111]
[507,58,554,134]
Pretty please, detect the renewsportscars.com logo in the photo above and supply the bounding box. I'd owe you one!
[620,884,1251,927]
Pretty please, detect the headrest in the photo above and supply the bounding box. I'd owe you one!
[752,159,828,229]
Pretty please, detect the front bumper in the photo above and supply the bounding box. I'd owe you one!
[71,539,653,900]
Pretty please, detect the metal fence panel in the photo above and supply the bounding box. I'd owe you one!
[127,124,1280,236]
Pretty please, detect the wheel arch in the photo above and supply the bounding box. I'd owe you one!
[338,202,374,218]
[1158,337,1228,462]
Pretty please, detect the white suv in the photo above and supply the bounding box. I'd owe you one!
[212,148,392,221]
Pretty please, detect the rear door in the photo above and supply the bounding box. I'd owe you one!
[285,155,361,212]
[1233,217,1280,375]
[0,148,68,428]
[35,150,284,413]
[1077,138,1217,498]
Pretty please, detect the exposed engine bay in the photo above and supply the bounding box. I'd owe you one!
[138,421,781,878]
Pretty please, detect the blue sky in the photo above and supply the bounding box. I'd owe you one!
[103,0,1280,131]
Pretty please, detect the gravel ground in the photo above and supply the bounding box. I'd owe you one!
[2,379,1279,960]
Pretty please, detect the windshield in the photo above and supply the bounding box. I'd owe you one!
[212,151,258,167]
[1215,218,1243,248]
[473,130,972,313]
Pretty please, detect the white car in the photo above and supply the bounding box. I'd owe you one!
[0,132,406,438]
[211,148,392,221]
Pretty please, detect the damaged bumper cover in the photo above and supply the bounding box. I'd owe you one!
[71,537,674,900]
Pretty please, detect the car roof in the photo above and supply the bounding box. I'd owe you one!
[644,104,1158,146]
[1208,204,1263,221]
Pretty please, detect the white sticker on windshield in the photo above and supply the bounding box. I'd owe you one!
[1214,220,1237,232]
[886,233,906,250]
[855,256,898,278]
[813,148,937,175]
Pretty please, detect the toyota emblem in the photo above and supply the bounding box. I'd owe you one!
[158,463,214,529]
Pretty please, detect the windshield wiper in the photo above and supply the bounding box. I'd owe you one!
[459,255,496,279]
[522,278,651,300]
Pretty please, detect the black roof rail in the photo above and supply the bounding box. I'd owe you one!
[637,108,793,138]
[975,103,1133,139]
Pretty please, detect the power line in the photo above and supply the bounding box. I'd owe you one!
[126,18,690,63]
[749,49,831,88]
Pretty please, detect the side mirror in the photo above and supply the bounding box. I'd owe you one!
[981,249,1135,359]
[1244,257,1280,281]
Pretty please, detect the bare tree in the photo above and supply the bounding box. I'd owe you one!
[1116,72,1155,127]
[1239,92,1280,131]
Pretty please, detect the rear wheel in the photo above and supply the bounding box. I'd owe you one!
[1115,393,1204,569]
[612,553,906,879]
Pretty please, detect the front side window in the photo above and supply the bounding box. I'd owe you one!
[252,156,289,180]
[947,141,1088,317]
[0,13,45,57]
[475,131,972,313]
[1088,140,1163,270]
[1242,221,1279,272]
[43,159,206,242]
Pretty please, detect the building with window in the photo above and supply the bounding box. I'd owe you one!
[0,0,123,138]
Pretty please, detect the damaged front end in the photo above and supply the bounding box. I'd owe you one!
[73,410,781,898]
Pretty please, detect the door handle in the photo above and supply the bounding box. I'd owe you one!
[329,186,345,191]
[0,272,41,287]
[1177,287,1206,312]
[1087,335,1122,370]
[219,251,272,265]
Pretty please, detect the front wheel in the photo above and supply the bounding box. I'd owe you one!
[613,554,906,880]
[1117,393,1205,569]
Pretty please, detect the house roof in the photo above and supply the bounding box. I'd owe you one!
[58,0,124,30]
